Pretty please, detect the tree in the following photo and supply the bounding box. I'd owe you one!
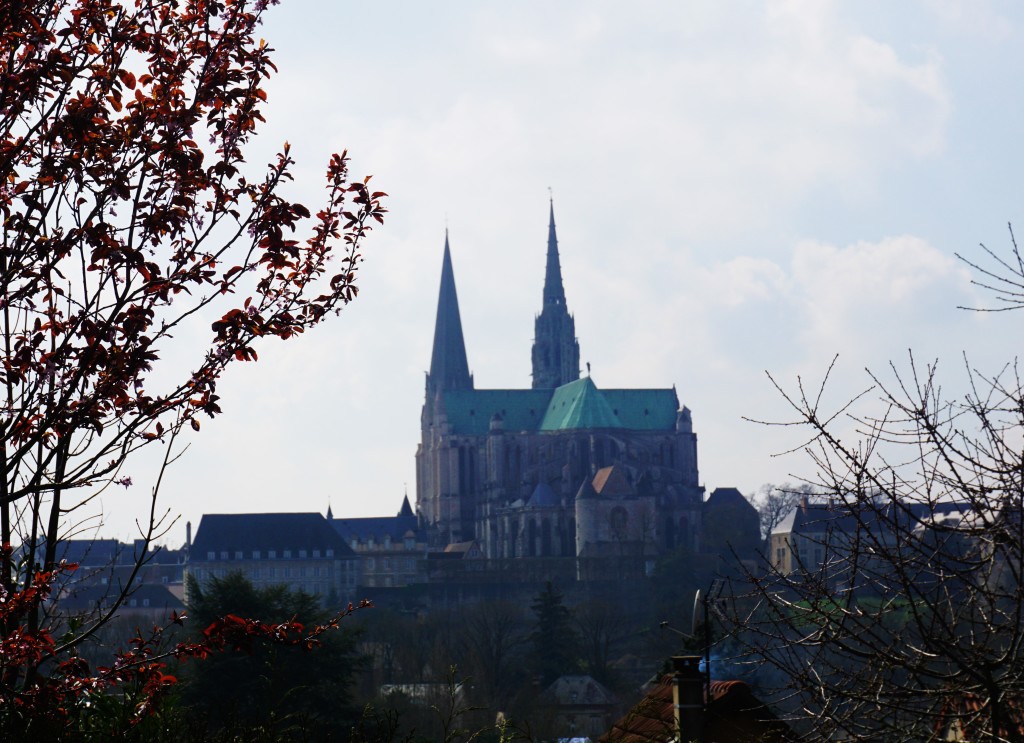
[183,571,364,738]
[460,599,528,709]
[529,582,579,687]
[0,0,383,683]
[727,234,1024,742]
[750,482,812,540]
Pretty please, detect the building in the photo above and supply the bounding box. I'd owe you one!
[416,202,752,576]
[185,512,360,603]
[45,538,186,619]
[330,496,429,589]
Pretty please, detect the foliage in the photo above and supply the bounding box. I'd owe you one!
[0,556,366,740]
[0,0,383,728]
[182,571,365,738]
[0,0,383,582]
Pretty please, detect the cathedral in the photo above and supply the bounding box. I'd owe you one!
[416,203,727,576]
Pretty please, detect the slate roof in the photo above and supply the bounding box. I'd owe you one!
[772,499,972,539]
[190,513,355,558]
[527,482,561,509]
[439,380,680,436]
[332,514,422,544]
[57,583,185,613]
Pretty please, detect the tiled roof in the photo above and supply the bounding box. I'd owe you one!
[601,674,793,743]
[190,513,355,558]
[592,466,634,497]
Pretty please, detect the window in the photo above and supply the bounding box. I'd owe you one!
[299,549,307,558]
[326,549,334,558]
[269,550,276,559]
[220,551,228,560]
[252,550,261,559]
[142,598,150,607]
[234,551,243,560]
[366,558,375,571]
[313,549,321,558]
[283,550,292,559]
[383,558,390,570]
[207,551,215,560]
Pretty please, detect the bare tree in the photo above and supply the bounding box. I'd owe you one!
[725,232,1024,742]
[751,483,813,540]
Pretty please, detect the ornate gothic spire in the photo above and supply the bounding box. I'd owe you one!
[428,231,473,392]
[543,198,566,307]
[532,199,581,389]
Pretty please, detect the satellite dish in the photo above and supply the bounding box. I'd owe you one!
[692,589,702,637]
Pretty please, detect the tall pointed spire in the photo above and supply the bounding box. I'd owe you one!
[532,199,581,389]
[543,198,566,307]
[428,231,473,392]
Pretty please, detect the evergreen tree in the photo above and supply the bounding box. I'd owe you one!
[529,582,579,686]
[182,572,364,739]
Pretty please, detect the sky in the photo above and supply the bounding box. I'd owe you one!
[92,0,1024,546]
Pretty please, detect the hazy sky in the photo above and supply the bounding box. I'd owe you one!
[94,1,1024,545]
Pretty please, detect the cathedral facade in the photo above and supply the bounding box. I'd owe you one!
[415,204,708,571]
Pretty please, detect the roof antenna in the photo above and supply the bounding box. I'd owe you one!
[586,361,591,377]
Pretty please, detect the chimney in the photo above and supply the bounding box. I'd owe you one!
[671,655,704,743]
[185,520,192,554]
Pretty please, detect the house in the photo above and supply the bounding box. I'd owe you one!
[601,656,793,743]
[542,674,619,741]
[185,512,360,604]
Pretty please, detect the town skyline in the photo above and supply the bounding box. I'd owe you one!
[86,1,1024,546]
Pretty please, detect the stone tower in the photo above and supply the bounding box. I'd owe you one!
[531,201,580,389]
[418,233,475,544]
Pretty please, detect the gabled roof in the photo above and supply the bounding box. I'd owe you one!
[601,674,794,743]
[540,377,623,431]
[191,513,355,558]
[544,674,617,707]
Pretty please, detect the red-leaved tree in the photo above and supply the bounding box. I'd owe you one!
[0,0,384,698]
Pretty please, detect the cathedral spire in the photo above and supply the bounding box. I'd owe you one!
[543,198,567,307]
[532,200,580,389]
[428,231,473,392]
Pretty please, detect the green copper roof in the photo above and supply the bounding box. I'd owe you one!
[539,377,623,431]
[441,389,553,436]
[602,388,680,430]
[439,381,680,435]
